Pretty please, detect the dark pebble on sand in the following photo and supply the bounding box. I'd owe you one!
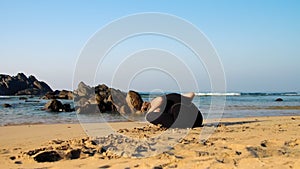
[153,166,163,169]
[14,161,22,164]
[236,151,242,155]
[261,140,267,147]
[10,156,16,160]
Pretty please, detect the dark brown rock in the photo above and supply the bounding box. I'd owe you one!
[44,99,64,112]
[58,90,73,100]
[33,151,62,162]
[126,90,143,111]
[63,104,75,112]
[66,149,81,159]
[44,99,74,112]
[19,97,28,100]
[41,90,73,100]
[2,103,12,108]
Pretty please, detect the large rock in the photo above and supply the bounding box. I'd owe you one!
[126,90,143,111]
[0,73,53,96]
[44,99,74,112]
[33,151,62,162]
[74,82,93,97]
[74,83,116,114]
[44,99,64,112]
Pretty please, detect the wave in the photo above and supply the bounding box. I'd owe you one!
[195,92,300,96]
[0,96,14,100]
[141,92,300,97]
[240,92,300,96]
[195,92,241,96]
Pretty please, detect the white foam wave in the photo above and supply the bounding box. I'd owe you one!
[195,92,241,96]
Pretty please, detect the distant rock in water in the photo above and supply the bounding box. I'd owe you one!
[0,73,53,96]
[2,103,12,108]
[19,96,28,100]
[41,90,73,100]
[275,98,283,102]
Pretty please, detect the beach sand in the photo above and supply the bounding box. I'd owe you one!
[1,116,300,169]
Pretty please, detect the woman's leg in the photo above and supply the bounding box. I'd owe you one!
[182,92,195,100]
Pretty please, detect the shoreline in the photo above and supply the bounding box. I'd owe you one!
[2,114,300,127]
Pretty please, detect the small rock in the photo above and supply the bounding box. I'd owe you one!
[2,103,12,108]
[153,166,163,169]
[275,98,283,102]
[50,139,64,144]
[99,165,111,169]
[196,151,209,156]
[14,161,22,164]
[261,140,268,147]
[10,156,16,160]
[19,97,28,100]
[236,151,242,155]
[66,149,81,159]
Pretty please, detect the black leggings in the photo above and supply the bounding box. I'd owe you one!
[146,93,203,128]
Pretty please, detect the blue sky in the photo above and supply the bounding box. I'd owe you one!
[0,0,299,92]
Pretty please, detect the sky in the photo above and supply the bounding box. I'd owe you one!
[0,0,299,92]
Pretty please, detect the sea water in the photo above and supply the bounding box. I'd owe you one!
[0,92,300,126]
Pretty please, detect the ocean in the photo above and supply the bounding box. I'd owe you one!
[0,92,300,126]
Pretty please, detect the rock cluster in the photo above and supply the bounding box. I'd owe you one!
[21,124,168,163]
[22,137,118,163]
[0,73,53,95]
[74,82,144,115]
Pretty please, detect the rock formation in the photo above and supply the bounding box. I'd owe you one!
[0,73,53,96]
[41,90,73,100]
[73,82,144,115]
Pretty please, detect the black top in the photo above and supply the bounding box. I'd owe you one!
[146,93,203,128]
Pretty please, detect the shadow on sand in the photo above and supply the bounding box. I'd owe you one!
[204,119,263,127]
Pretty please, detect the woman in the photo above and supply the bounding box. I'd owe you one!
[142,92,203,128]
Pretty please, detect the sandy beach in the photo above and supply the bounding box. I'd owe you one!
[0,116,299,169]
